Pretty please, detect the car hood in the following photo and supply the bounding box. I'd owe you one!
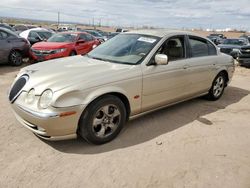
[19,55,140,94]
[217,44,241,49]
[32,41,72,50]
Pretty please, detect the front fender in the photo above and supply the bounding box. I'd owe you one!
[52,86,129,108]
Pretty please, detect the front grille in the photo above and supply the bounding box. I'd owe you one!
[32,49,55,55]
[240,48,250,54]
[220,48,232,54]
[9,74,29,102]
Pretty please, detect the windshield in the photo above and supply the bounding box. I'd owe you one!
[88,34,160,65]
[86,31,102,37]
[37,31,53,39]
[47,33,77,42]
[222,39,247,46]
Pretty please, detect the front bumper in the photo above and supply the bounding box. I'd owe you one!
[30,50,69,62]
[237,56,250,67]
[11,100,85,140]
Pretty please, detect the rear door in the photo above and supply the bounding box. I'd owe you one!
[75,34,91,55]
[0,30,12,63]
[184,35,218,95]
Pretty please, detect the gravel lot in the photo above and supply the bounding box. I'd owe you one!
[0,63,250,188]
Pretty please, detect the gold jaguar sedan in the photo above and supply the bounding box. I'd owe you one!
[9,30,235,144]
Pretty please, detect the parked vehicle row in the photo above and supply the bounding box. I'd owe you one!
[216,38,250,67]
[0,25,111,65]
[30,32,100,62]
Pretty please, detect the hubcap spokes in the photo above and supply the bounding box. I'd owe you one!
[92,104,121,138]
[213,76,224,97]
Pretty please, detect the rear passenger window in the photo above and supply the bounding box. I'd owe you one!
[0,31,8,39]
[208,42,217,55]
[189,37,208,57]
[189,37,217,57]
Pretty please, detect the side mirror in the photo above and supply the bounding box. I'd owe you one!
[77,39,85,44]
[155,54,168,65]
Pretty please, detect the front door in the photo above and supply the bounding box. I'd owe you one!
[142,35,191,112]
[0,30,12,63]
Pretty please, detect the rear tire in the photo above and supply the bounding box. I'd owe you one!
[78,95,126,145]
[9,50,23,66]
[206,73,226,101]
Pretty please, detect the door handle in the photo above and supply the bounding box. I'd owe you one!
[183,65,190,69]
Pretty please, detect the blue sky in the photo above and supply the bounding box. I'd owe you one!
[1,0,250,30]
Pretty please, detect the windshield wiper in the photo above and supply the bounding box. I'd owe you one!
[85,54,111,62]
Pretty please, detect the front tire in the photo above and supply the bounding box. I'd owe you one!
[9,50,23,66]
[70,51,76,56]
[78,95,126,145]
[206,73,226,101]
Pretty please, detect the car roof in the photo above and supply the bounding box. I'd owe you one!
[125,29,202,38]
[59,31,88,35]
[0,27,18,36]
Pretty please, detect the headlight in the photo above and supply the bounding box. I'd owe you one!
[25,88,35,104]
[53,48,66,53]
[39,89,53,109]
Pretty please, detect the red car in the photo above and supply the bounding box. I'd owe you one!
[30,32,100,62]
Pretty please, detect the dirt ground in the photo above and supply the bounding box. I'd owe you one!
[0,63,250,188]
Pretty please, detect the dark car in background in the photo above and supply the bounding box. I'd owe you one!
[107,32,119,40]
[13,24,37,34]
[218,38,249,59]
[237,45,250,68]
[240,34,250,43]
[30,32,100,62]
[207,35,223,45]
[0,23,16,32]
[82,30,107,43]
[0,28,30,66]
[209,33,227,39]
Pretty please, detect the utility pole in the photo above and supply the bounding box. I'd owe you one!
[57,11,60,29]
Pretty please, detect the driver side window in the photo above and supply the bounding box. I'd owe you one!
[158,36,186,61]
[29,31,39,38]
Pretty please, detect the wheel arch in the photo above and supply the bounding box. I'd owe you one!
[82,91,131,121]
[217,69,229,86]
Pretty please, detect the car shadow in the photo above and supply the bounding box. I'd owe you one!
[44,86,250,154]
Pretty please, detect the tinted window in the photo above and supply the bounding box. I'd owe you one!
[29,31,39,38]
[189,37,209,57]
[48,33,77,42]
[208,42,217,55]
[0,31,8,39]
[37,31,52,39]
[79,34,88,41]
[85,34,94,41]
[222,39,247,46]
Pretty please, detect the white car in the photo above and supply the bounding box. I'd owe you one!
[19,28,54,45]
